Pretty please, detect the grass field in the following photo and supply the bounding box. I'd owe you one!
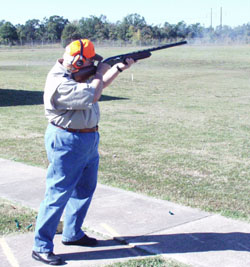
[0,44,249,221]
[0,198,37,235]
[106,256,189,267]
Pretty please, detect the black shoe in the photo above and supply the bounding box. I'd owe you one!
[62,234,98,247]
[32,251,63,265]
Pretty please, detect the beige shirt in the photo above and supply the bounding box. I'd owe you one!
[44,60,100,129]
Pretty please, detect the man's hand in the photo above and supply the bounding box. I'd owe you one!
[115,58,135,72]
[92,58,135,103]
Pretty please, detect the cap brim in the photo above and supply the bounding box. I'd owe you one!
[91,54,103,61]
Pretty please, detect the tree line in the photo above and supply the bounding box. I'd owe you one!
[0,14,249,46]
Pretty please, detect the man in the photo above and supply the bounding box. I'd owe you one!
[32,39,134,265]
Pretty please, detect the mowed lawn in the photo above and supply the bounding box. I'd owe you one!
[0,44,249,221]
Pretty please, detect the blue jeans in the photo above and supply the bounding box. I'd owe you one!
[33,123,99,252]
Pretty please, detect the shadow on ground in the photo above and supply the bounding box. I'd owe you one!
[0,88,129,107]
[58,232,250,263]
[0,88,44,106]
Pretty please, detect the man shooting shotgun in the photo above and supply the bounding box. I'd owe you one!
[32,38,134,265]
[32,38,186,265]
[73,40,187,82]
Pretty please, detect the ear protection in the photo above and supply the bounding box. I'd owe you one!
[71,40,86,69]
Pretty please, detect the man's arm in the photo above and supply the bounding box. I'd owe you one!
[92,58,134,103]
[90,63,110,103]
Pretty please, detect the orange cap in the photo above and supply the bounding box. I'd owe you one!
[66,39,102,61]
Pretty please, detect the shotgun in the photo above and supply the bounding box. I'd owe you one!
[72,40,187,82]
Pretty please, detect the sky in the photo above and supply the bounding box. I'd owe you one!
[0,0,249,28]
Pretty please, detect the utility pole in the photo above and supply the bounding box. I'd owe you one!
[220,7,223,29]
[210,8,213,28]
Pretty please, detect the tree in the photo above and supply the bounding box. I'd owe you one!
[61,23,81,47]
[16,24,26,45]
[151,25,163,41]
[140,26,154,43]
[175,21,188,39]
[44,15,69,42]
[1,13,250,45]
[116,20,130,41]
[0,20,5,27]
[246,23,250,42]
[117,13,147,41]
[78,16,96,39]
[187,23,203,39]
[123,13,147,30]
[107,23,119,40]
[78,15,109,41]
[23,19,41,43]
[0,21,18,45]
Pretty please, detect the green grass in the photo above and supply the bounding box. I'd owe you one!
[0,199,37,235]
[105,256,189,267]
[0,44,249,221]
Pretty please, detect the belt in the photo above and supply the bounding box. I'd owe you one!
[51,123,98,133]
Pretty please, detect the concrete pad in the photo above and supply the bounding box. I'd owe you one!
[0,158,46,209]
[1,158,250,267]
[0,241,12,267]
[126,214,250,267]
[0,178,45,209]
[1,232,148,267]
[0,158,47,185]
[85,185,210,237]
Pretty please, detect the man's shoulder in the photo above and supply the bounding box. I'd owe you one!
[48,60,68,76]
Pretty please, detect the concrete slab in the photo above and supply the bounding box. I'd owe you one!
[0,158,46,209]
[1,232,148,267]
[0,178,45,209]
[127,214,250,267]
[1,158,250,267]
[85,185,210,237]
[0,239,12,267]
[0,158,47,185]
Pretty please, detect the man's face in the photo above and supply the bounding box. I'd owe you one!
[83,58,95,67]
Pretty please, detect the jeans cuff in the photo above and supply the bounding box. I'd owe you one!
[62,230,84,242]
[33,246,52,253]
